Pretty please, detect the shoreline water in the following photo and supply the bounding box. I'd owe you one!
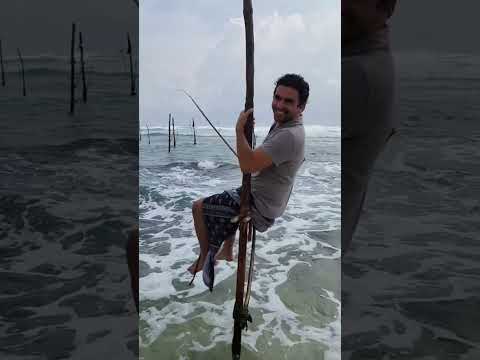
[139,133,341,359]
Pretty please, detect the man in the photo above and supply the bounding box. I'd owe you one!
[341,0,397,256]
[188,73,309,290]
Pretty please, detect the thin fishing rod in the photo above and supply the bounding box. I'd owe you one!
[178,89,238,158]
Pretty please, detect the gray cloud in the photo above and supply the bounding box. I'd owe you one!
[390,0,480,53]
[0,0,138,56]
[140,1,340,128]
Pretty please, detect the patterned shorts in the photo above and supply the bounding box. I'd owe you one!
[202,190,241,252]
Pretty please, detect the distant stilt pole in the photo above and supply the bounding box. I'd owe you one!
[79,31,87,103]
[193,118,197,145]
[146,123,151,145]
[173,117,176,148]
[70,23,76,114]
[127,33,136,96]
[17,48,26,96]
[168,113,171,153]
[0,39,5,87]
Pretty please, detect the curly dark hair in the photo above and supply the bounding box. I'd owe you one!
[274,74,310,107]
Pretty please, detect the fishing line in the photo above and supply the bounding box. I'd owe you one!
[177,89,238,158]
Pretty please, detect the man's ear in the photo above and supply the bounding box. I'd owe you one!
[298,103,306,113]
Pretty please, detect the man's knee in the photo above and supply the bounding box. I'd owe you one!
[192,198,203,216]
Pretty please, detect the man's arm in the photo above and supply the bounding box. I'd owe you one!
[236,109,273,174]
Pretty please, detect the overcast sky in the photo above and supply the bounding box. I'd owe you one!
[140,0,340,128]
[3,1,479,129]
[390,1,480,54]
[0,1,137,56]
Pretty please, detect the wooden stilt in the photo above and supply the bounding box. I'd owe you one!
[173,117,176,148]
[0,39,5,87]
[70,23,76,113]
[232,1,255,359]
[193,118,197,145]
[79,31,87,103]
[127,33,136,96]
[168,113,171,153]
[17,48,26,97]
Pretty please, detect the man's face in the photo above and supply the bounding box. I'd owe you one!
[342,0,389,45]
[271,85,304,123]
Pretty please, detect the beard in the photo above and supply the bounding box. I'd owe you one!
[273,108,294,123]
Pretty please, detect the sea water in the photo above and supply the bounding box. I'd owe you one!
[0,54,138,359]
[139,126,341,360]
[342,52,480,359]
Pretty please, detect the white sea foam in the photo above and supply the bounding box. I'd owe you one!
[197,160,220,169]
[140,124,340,139]
[139,135,340,358]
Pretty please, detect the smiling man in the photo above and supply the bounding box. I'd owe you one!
[188,73,309,290]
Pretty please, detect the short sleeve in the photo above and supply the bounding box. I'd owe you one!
[259,130,295,166]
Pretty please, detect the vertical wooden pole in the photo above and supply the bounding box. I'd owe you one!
[0,39,5,87]
[79,31,87,103]
[70,23,76,114]
[126,228,139,313]
[168,113,171,153]
[127,33,136,96]
[232,1,255,359]
[17,48,26,96]
[173,117,176,148]
[193,118,197,145]
[146,123,151,145]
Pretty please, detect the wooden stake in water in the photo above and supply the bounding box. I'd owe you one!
[146,123,151,145]
[79,31,87,103]
[127,33,136,96]
[232,1,255,358]
[0,39,5,87]
[173,117,176,148]
[192,118,197,145]
[168,113,171,153]
[70,23,76,114]
[17,48,26,97]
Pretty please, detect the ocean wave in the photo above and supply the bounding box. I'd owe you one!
[140,125,340,139]
[0,137,138,155]
[197,160,220,170]
[4,67,132,77]
[143,160,235,172]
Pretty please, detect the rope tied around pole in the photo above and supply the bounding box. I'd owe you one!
[232,219,256,332]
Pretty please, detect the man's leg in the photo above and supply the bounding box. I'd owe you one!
[214,234,235,262]
[188,198,210,274]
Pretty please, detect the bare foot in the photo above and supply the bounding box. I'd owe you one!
[188,255,205,275]
[214,246,234,262]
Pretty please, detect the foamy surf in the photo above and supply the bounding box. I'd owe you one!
[139,133,340,359]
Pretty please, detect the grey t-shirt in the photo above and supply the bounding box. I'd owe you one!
[251,119,305,219]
